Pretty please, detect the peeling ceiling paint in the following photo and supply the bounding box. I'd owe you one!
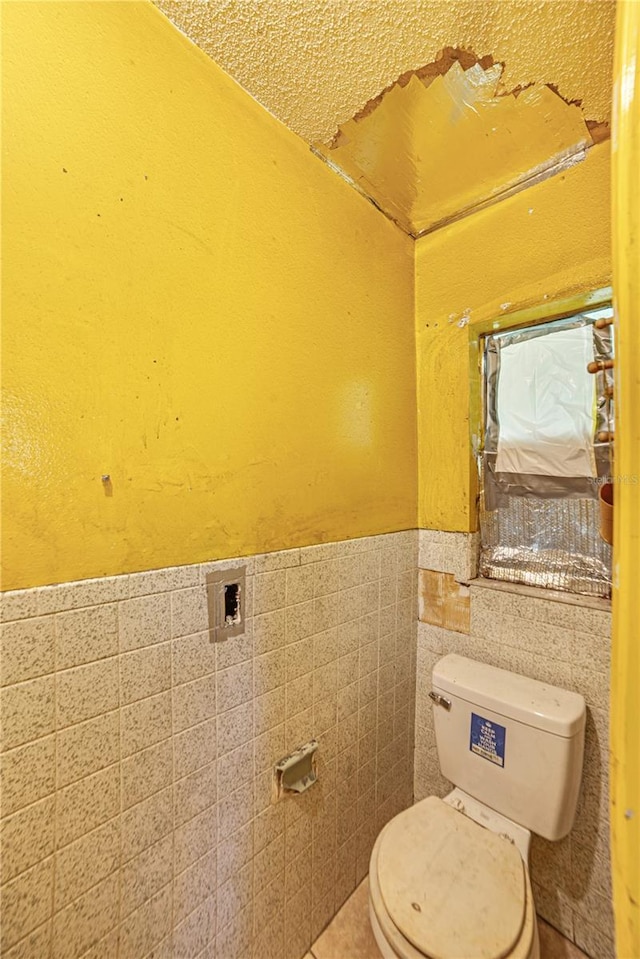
[315,54,601,236]
[153,0,615,144]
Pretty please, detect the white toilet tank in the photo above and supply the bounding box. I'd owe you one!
[431,654,586,841]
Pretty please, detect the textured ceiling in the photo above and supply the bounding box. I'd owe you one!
[154,0,615,144]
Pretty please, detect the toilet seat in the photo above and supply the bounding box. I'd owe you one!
[369,797,537,959]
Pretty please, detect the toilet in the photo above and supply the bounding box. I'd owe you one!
[369,654,586,959]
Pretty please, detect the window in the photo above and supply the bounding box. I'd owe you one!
[479,306,614,597]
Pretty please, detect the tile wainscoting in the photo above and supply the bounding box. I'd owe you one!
[0,527,614,959]
[0,532,418,959]
[415,529,614,959]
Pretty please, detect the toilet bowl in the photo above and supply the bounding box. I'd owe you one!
[366,654,586,959]
[369,794,540,959]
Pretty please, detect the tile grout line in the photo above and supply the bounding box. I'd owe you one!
[169,583,177,956]
[115,595,123,958]
[50,605,59,957]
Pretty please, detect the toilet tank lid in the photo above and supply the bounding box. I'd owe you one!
[432,654,586,737]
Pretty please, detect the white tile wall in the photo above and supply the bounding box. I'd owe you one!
[0,526,615,959]
[413,536,614,959]
[418,529,479,582]
[0,531,418,959]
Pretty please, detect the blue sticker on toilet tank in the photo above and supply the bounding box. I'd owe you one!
[470,713,506,767]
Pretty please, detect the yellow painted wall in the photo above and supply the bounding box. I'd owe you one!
[611,3,640,954]
[1,1,417,591]
[416,143,612,531]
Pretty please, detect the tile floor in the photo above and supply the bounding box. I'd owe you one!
[307,878,590,959]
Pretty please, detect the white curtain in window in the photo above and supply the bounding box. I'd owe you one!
[495,325,596,477]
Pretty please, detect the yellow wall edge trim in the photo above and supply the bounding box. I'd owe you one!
[611,2,640,956]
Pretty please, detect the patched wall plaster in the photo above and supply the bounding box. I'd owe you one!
[154,0,615,144]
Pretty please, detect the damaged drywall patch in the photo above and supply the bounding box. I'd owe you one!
[313,48,607,237]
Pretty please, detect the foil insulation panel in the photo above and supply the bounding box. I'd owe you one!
[479,493,612,597]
